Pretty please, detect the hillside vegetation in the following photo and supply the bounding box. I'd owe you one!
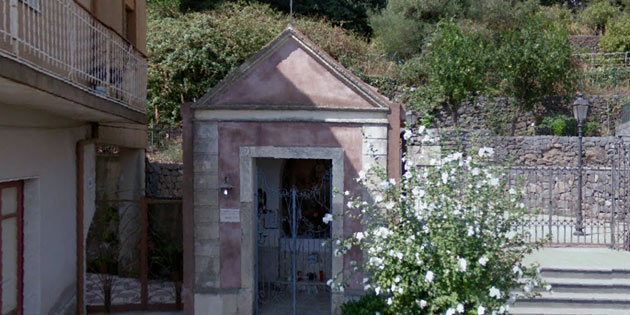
[147,0,630,137]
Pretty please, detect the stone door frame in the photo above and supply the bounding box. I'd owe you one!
[239,146,345,314]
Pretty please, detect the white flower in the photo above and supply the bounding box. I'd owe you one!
[489,177,500,187]
[468,226,475,236]
[489,286,502,299]
[446,308,456,315]
[472,168,480,176]
[355,232,364,241]
[380,180,391,190]
[357,170,367,182]
[425,270,434,283]
[477,305,485,315]
[509,188,516,195]
[375,286,381,295]
[523,284,532,293]
[478,147,494,158]
[346,201,354,209]
[394,276,401,283]
[385,201,396,210]
[418,125,426,135]
[458,257,467,272]
[387,298,393,305]
[545,284,553,292]
[478,256,489,267]
[344,190,350,196]
[512,266,523,277]
[412,186,425,197]
[457,303,465,313]
[326,279,333,287]
[417,299,427,309]
[442,172,449,184]
[403,129,413,140]
[374,195,384,203]
[322,213,333,224]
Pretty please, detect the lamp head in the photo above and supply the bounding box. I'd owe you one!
[573,93,590,123]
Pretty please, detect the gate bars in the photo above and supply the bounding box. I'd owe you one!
[86,198,183,313]
[255,170,333,315]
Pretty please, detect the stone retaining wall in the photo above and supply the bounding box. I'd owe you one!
[408,132,628,219]
[424,95,628,136]
[146,161,183,199]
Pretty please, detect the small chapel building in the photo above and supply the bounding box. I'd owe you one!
[182,27,402,314]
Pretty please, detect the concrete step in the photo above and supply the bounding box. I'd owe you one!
[530,277,630,294]
[541,268,630,280]
[509,306,630,315]
[513,292,630,309]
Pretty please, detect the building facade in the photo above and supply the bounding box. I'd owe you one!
[0,0,147,314]
[184,28,401,314]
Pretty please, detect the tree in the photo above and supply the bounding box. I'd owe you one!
[496,16,575,136]
[422,20,489,126]
[599,13,630,51]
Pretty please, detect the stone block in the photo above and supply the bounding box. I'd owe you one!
[195,241,220,257]
[194,123,218,140]
[362,139,387,155]
[194,293,223,314]
[194,189,218,206]
[194,224,220,240]
[194,153,219,173]
[194,205,219,223]
[222,293,238,315]
[193,138,218,154]
[195,173,218,190]
[362,125,388,140]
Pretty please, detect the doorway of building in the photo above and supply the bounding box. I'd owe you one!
[255,158,332,315]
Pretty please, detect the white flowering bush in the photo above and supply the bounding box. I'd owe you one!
[332,127,545,314]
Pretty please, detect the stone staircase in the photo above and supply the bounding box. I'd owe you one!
[510,268,630,315]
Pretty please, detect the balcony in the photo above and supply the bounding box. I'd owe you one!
[0,0,147,117]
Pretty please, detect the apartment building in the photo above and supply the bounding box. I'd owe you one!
[0,0,147,314]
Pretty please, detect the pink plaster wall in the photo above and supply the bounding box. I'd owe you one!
[217,121,364,288]
[214,40,376,109]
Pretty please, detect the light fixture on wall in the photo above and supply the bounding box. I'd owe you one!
[220,174,234,198]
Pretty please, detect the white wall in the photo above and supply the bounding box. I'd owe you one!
[0,105,90,314]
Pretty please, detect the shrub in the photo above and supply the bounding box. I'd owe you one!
[599,14,630,51]
[341,293,390,315]
[147,2,371,125]
[578,1,620,33]
[538,114,577,136]
[328,128,545,314]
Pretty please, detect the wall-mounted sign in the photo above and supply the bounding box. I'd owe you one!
[220,208,240,223]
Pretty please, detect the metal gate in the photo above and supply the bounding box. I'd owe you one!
[255,167,332,315]
[85,198,183,312]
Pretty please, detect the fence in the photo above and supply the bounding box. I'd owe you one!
[85,198,183,313]
[508,166,628,249]
[410,135,630,250]
[0,0,147,109]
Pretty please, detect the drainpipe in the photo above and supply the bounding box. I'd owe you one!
[76,123,98,315]
[182,102,195,315]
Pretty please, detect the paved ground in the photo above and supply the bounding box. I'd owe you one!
[523,247,630,270]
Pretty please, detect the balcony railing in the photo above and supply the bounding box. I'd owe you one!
[0,0,147,112]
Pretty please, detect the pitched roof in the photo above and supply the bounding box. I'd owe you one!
[194,27,391,111]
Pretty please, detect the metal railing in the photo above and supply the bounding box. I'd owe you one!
[574,51,630,67]
[508,166,628,249]
[0,0,147,111]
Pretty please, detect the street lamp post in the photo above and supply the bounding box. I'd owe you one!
[573,93,590,236]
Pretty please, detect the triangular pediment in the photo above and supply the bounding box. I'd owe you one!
[196,27,391,111]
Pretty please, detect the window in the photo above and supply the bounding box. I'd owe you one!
[0,181,23,315]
